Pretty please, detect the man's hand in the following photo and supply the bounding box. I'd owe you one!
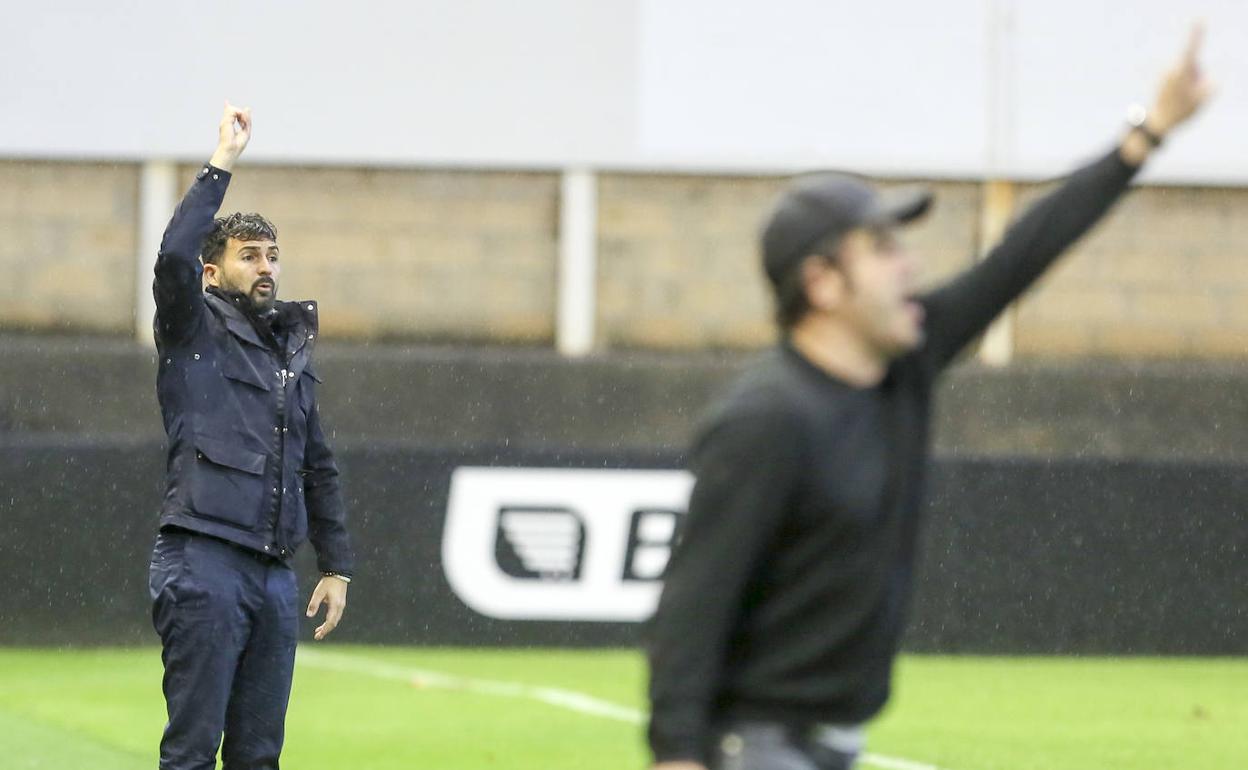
[1122,23,1213,165]
[306,575,348,641]
[1148,23,1214,137]
[208,101,252,172]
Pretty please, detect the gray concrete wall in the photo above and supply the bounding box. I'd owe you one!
[4,334,1247,462]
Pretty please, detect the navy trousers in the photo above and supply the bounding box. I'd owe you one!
[149,530,299,770]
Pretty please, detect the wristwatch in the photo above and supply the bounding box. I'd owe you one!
[1126,104,1164,148]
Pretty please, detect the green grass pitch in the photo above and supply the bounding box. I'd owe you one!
[1,647,1244,769]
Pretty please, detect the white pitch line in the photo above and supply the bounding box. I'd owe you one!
[296,648,645,723]
[859,755,948,770]
[296,649,953,770]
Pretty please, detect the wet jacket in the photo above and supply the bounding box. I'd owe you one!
[151,163,353,575]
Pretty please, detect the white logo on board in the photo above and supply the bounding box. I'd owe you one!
[442,467,693,621]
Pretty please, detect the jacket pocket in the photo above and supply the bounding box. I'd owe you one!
[220,353,272,391]
[190,435,268,528]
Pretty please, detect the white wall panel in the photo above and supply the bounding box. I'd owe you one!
[2,1,1244,183]
[1008,0,1247,183]
[0,0,636,167]
[636,0,992,176]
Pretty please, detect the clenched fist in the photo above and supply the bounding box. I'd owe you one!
[208,101,252,172]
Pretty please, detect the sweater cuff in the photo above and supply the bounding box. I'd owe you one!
[1111,143,1148,176]
[649,713,709,765]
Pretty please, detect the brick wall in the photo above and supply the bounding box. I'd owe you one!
[2,159,1246,359]
[0,161,138,333]
[202,165,560,343]
[1014,183,1248,359]
[595,173,778,349]
[595,173,980,349]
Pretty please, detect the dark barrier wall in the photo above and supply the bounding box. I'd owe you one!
[8,334,1248,462]
[2,440,1245,653]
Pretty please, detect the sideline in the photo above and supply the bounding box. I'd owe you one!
[296,649,954,770]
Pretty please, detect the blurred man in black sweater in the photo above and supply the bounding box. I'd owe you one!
[647,26,1211,770]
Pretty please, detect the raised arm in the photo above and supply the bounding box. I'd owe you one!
[152,103,252,345]
[919,24,1212,371]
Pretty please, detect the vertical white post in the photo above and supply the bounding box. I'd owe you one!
[977,0,1017,367]
[977,179,1018,366]
[557,168,598,357]
[135,161,179,347]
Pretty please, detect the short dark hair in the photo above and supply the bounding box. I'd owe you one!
[772,232,842,328]
[201,212,278,265]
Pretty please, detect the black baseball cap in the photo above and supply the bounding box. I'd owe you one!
[761,173,934,286]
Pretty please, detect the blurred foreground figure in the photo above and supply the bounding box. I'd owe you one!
[647,26,1211,770]
[148,104,354,769]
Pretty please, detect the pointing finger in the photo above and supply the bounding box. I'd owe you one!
[1183,21,1204,66]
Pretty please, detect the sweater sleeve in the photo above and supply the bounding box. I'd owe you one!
[646,405,805,764]
[918,147,1140,371]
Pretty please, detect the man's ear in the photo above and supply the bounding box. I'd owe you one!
[801,255,846,312]
[202,260,221,287]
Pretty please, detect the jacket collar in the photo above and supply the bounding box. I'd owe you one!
[205,290,268,349]
[282,300,319,359]
[204,290,319,354]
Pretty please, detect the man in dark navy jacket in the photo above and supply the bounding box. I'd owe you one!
[148,103,354,770]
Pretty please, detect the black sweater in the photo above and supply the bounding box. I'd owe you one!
[646,148,1140,764]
